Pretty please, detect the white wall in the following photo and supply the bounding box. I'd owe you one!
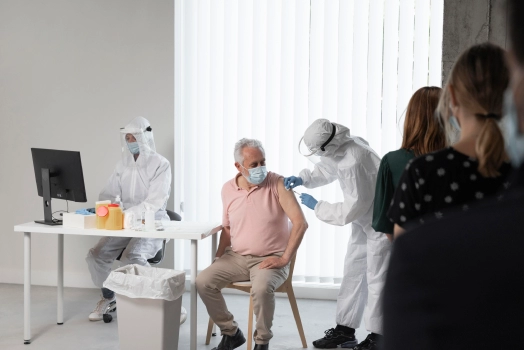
[0,0,174,288]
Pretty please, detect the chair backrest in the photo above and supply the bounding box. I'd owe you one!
[287,220,298,279]
[147,239,166,265]
[287,254,296,281]
[149,210,181,265]
[166,209,182,221]
[274,254,296,292]
[286,220,296,280]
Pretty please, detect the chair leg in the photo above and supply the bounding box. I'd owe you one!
[247,291,254,350]
[206,317,214,345]
[287,287,307,348]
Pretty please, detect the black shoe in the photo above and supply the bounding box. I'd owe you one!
[253,344,268,350]
[312,327,357,348]
[350,333,381,350]
[211,328,246,350]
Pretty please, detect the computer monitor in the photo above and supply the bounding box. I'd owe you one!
[31,148,87,225]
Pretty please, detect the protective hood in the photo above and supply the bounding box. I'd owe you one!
[120,116,156,166]
[301,119,352,158]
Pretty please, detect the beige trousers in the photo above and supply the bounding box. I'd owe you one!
[196,247,289,345]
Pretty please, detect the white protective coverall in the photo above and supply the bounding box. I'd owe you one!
[299,119,390,334]
[86,116,172,287]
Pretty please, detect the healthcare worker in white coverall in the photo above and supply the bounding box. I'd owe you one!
[285,119,391,350]
[85,116,186,323]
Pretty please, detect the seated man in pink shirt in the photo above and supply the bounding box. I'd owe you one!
[196,138,308,350]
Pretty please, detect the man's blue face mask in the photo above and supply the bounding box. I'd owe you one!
[241,165,268,185]
[127,142,140,155]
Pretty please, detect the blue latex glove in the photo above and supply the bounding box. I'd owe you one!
[300,193,318,210]
[75,209,93,215]
[284,176,303,190]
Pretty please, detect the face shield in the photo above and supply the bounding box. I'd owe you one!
[120,123,156,166]
[298,119,339,160]
[297,137,322,164]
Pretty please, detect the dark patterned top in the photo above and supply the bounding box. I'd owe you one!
[387,147,512,226]
[372,149,415,234]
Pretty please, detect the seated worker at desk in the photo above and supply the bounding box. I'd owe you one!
[85,116,178,322]
[196,138,308,350]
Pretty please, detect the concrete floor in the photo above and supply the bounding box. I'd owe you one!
[0,283,369,350]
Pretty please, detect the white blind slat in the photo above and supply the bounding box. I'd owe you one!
[429,0,444,86]
[396,0,416,148]
[413,0,431,89]
[381,0,401,156]
[351,0,369,139]
[237,0,254,140]
[366,0,385,155]
[292,0,312,279]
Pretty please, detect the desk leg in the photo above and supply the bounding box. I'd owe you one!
[211,234,217,336]
[57,234,64,325]
[24,232,31,344]
[190,240,198,350]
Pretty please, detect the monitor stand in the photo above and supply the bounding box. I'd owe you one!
[35,168,62,226]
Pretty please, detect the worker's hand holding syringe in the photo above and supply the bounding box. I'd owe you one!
[284,176,318,210]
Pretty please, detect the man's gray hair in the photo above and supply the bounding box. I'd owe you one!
[234,138,266,165]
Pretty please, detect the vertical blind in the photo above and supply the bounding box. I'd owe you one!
[174,0,443,284]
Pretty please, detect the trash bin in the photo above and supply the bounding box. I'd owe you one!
[103,264,186,350]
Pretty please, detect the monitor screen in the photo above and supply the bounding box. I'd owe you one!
[31,148,87,203]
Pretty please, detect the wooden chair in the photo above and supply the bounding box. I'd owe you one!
[205,255,307,349]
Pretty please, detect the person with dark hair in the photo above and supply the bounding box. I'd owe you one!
[382,2,524,348]
[372,86,445,241]
[388,43,512,237]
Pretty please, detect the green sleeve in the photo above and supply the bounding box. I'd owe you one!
[372,155,395,234]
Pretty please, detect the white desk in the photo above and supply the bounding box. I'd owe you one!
[14,221,222,350]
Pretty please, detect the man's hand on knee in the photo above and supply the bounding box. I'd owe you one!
[259,256,288,269]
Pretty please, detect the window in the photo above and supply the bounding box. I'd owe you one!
[174,0,443,284]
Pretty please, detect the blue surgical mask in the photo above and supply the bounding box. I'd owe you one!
[241,165,268,185]
[127,142,140,155]
[449,115,461,132]
[501,88,524,167]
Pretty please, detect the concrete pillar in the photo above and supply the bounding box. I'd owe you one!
[442,0,508,85]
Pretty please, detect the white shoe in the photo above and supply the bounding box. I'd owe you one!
[89,295,116,321]
[180,306,187,325]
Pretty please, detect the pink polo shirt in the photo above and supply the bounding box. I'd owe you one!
[222,171,290,256]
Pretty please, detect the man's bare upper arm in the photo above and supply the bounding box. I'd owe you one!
[277,178,307,224]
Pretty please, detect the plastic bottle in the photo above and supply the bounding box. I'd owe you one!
[145,205,155,231]
[95,200,111,229]
[106,204,123,230]
[114,195,123,209]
